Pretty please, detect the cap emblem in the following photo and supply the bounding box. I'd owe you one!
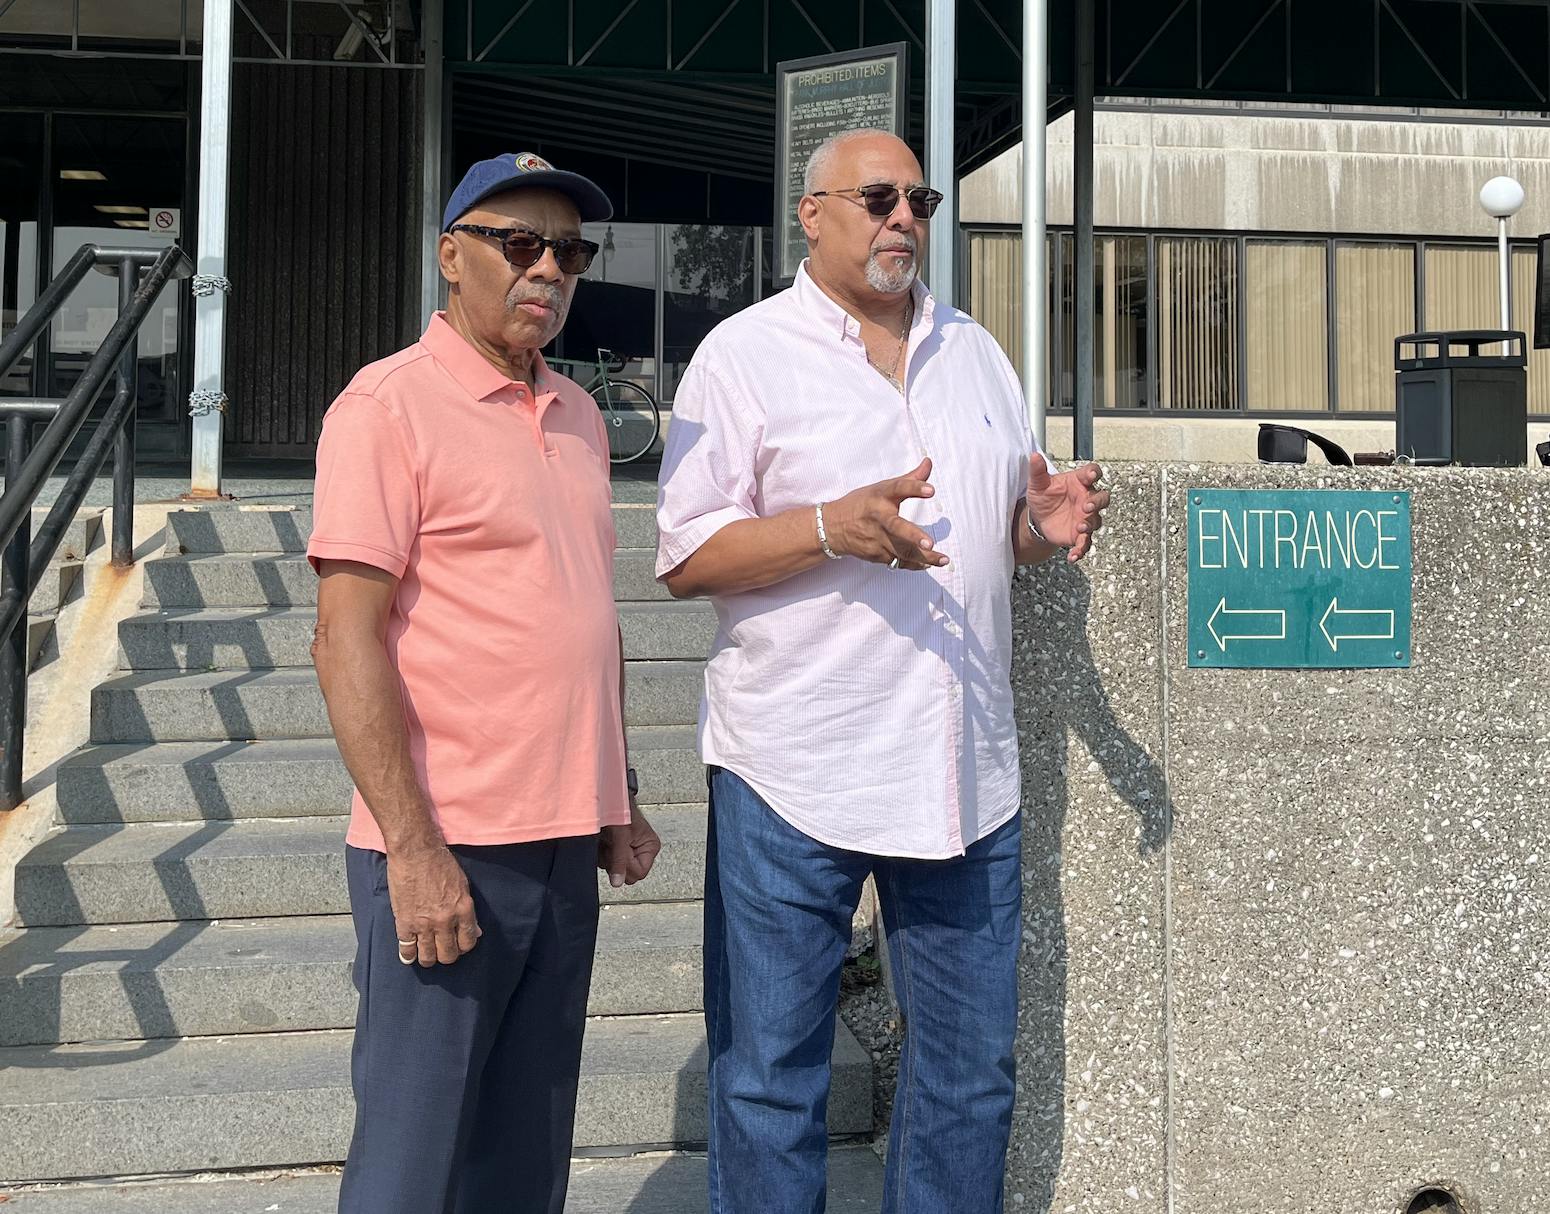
[513,152,552,173]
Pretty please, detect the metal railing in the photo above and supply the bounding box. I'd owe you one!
[0,244,193,811]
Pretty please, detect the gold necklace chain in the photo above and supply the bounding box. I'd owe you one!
[867,296,914,391]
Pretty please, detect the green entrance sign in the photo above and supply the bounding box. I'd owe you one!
[1187,489,1412,669]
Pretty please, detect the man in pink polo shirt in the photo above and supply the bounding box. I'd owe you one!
[309,153,660,1214]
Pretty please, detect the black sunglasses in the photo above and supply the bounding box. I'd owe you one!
[810,183,944,220]
[449,224,600,275]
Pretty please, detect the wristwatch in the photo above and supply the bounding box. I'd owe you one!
[626,767,639,797]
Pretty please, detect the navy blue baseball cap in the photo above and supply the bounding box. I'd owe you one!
[442,152,613,231]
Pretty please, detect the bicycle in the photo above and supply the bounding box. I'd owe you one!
[546,347,663,465]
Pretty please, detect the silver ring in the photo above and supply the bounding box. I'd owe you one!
[396,938,416,947]
[888,557,901,570]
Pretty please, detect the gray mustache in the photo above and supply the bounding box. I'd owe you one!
[871,234,917,256]
[505,286,565,312]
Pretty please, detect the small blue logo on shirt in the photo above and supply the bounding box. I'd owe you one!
[984,414,992,427]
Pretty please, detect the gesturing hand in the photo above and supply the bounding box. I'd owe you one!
[1028,461,1110,562]
[824,457,950,572]
[387,843,481,967]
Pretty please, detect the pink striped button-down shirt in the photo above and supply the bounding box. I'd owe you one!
[655,262,1048,859]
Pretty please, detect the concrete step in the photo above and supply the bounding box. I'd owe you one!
[117,604,713,671]
[619,602,715,661]
[91,665,703,744]
[0,1016,872,1182]
[90,669,331,744]
[144,550,684,612]
[13,818,350,927]
[0,1149,887,1212]
[611,503,658,551]
[622,661,703,728]
[30,560,82,615]
[631,725,705,806]
[27,615,51,670]
[14,805,708,927]
[56,740,354,825]
[165,505,659,557]
[0,901,705,1047]
[117,608,316,671]
[142,554,316,609]
[56,729,700,825]
[614,548,671,601]
[163,509,313,557]
[25,507,102,565]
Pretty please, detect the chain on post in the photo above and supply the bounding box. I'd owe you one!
[189,274,232,417]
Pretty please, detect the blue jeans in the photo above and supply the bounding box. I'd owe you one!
[704,767,1022,1214]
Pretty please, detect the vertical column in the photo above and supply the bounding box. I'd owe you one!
[188,0,234,498]
[420,0,446,324]
[1023,0,1049,448]
[1073,0,1095,462]
[925,0,957,307]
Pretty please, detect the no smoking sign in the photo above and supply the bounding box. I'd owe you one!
[151,208,180,239]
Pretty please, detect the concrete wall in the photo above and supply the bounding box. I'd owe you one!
[964,108,1550,237]
[1039,416,1550,467]
[1009,463,1549,1211]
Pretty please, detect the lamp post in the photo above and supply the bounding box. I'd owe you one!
[1479,176,1525,345]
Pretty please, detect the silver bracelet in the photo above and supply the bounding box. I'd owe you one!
[815,503,842,560]
[1025,508,1053,545]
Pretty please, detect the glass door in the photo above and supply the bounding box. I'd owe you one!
[48,112,188,457]
[0,113,43,399]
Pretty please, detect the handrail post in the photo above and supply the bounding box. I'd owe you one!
[0,415,32,811]
[111,256,138,567]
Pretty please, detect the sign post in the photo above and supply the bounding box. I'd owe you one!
[1187,489,1413,670]
[773,43,909,287]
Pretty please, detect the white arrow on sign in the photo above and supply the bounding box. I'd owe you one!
[1207,597,1288,651]
[1319,598,1395,652]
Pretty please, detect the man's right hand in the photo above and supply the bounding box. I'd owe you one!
[824,457,950,571]
[387,842,481,967]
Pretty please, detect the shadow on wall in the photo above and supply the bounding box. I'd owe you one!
[1013,557,1172,1212]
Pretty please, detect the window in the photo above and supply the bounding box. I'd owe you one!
[663,225,756,401]
[1512,247,1550,414]
[965,229,1056,403]
[1245,240,1328,411]
[1335,242,1414,412]
[1156,236,1238,410]
[1062,234,1148,409]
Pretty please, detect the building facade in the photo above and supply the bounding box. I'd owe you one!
[4,4,1550,469]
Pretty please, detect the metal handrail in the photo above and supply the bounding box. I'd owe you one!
[0,243,192,809]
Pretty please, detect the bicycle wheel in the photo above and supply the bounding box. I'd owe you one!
[594,379,661,464]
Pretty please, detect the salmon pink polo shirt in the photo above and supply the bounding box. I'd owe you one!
[308,312,630,852]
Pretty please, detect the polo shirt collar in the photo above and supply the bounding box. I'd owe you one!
[793,259,934,344]
[421,312,562,405]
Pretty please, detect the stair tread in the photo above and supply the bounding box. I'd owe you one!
[61,738,346,772]
[19,818,351,870]
[0,903,701,980]
[0,1150,885,1212]
[0,1013,868,1105]
[22,806,707,869]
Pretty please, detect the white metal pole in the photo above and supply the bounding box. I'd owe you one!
[188,0,234,498]
[1023,0,1048,447]
[925,0,957,308]
[1498,215,1512,334]
[421,0,445,324]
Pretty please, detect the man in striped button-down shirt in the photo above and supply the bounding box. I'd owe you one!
[656,128,1109,1212]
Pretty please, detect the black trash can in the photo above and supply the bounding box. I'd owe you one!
[1394,330,1528,467]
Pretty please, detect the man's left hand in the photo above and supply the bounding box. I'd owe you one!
[1028,461,1110,562]
[599,798,662,888]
